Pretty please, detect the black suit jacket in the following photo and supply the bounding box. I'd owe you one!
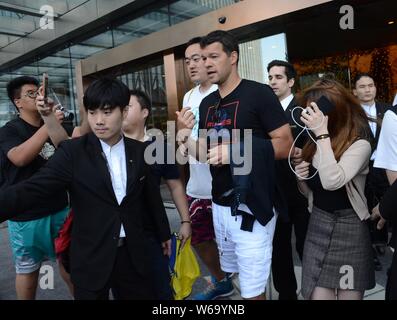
[373,102,389,144]
[0,133,171,291]
[366,102,390,206]
[285,97,302,141]
[275,97,307,218]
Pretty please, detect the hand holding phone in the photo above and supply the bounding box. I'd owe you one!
[292,95,335,127]
[42,73,48,100]
[296,95,335,137]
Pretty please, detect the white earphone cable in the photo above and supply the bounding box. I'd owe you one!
[288,106,326,180]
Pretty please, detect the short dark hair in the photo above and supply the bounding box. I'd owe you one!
[353,73,375,87]
[200,30,239,63]
[130,89,151,125]
[83,78,130,112]
[186,37,202,48]
[7,76,39,109]
[267,60,297,81]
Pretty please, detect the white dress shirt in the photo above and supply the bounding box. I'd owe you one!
[100,137,127,238]
[280,94,294,111]
[361,103,377,160]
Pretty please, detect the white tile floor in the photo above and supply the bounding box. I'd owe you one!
[221,265,386,300]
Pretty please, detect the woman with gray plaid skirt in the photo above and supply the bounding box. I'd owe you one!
[294,79,375,300]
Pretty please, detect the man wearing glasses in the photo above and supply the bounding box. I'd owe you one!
[181,37,234,300]
[0,76,72,299]
[177,30,293,300]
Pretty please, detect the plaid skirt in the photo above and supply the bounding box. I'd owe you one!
[301,206,375,299]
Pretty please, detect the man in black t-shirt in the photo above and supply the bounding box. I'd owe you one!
[176,30,293,300]
[0,76,72,300]
[122,89,191,299]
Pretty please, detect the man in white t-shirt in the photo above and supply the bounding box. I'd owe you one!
[373,105,397,299]
[181,37,233,300]
[374,108,397,183]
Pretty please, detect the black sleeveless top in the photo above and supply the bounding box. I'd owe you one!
[306,164,352,212]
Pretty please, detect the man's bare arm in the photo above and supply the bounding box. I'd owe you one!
[268,123,293,160]
[386,169,397,185]
[181,137,207,162]
[36,92,69,147]
[7,127,49,167]
[42,112,70,147]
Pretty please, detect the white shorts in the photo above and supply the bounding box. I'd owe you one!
[212,202,277,299]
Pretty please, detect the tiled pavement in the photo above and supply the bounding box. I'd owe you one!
[0,206,392,300]
[224,264,389,300]
[168,205,392,300]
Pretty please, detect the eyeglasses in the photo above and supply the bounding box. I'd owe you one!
[185,54,202,66]
[22,91,39,99]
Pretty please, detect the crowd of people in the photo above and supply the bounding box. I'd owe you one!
[0,29,396,300]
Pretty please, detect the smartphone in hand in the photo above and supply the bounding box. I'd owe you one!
[42,73,48,99]
[291,95,335,130]
[316,95,335,115]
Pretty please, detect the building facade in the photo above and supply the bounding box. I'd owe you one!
[0,0,396,128]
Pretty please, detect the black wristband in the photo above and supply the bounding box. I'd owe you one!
[181,220,192,224]
[315,134,330,140]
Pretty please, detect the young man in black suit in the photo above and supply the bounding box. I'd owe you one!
[0,78,171,300]
[267,60,309,300]
[353,73,390,271]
